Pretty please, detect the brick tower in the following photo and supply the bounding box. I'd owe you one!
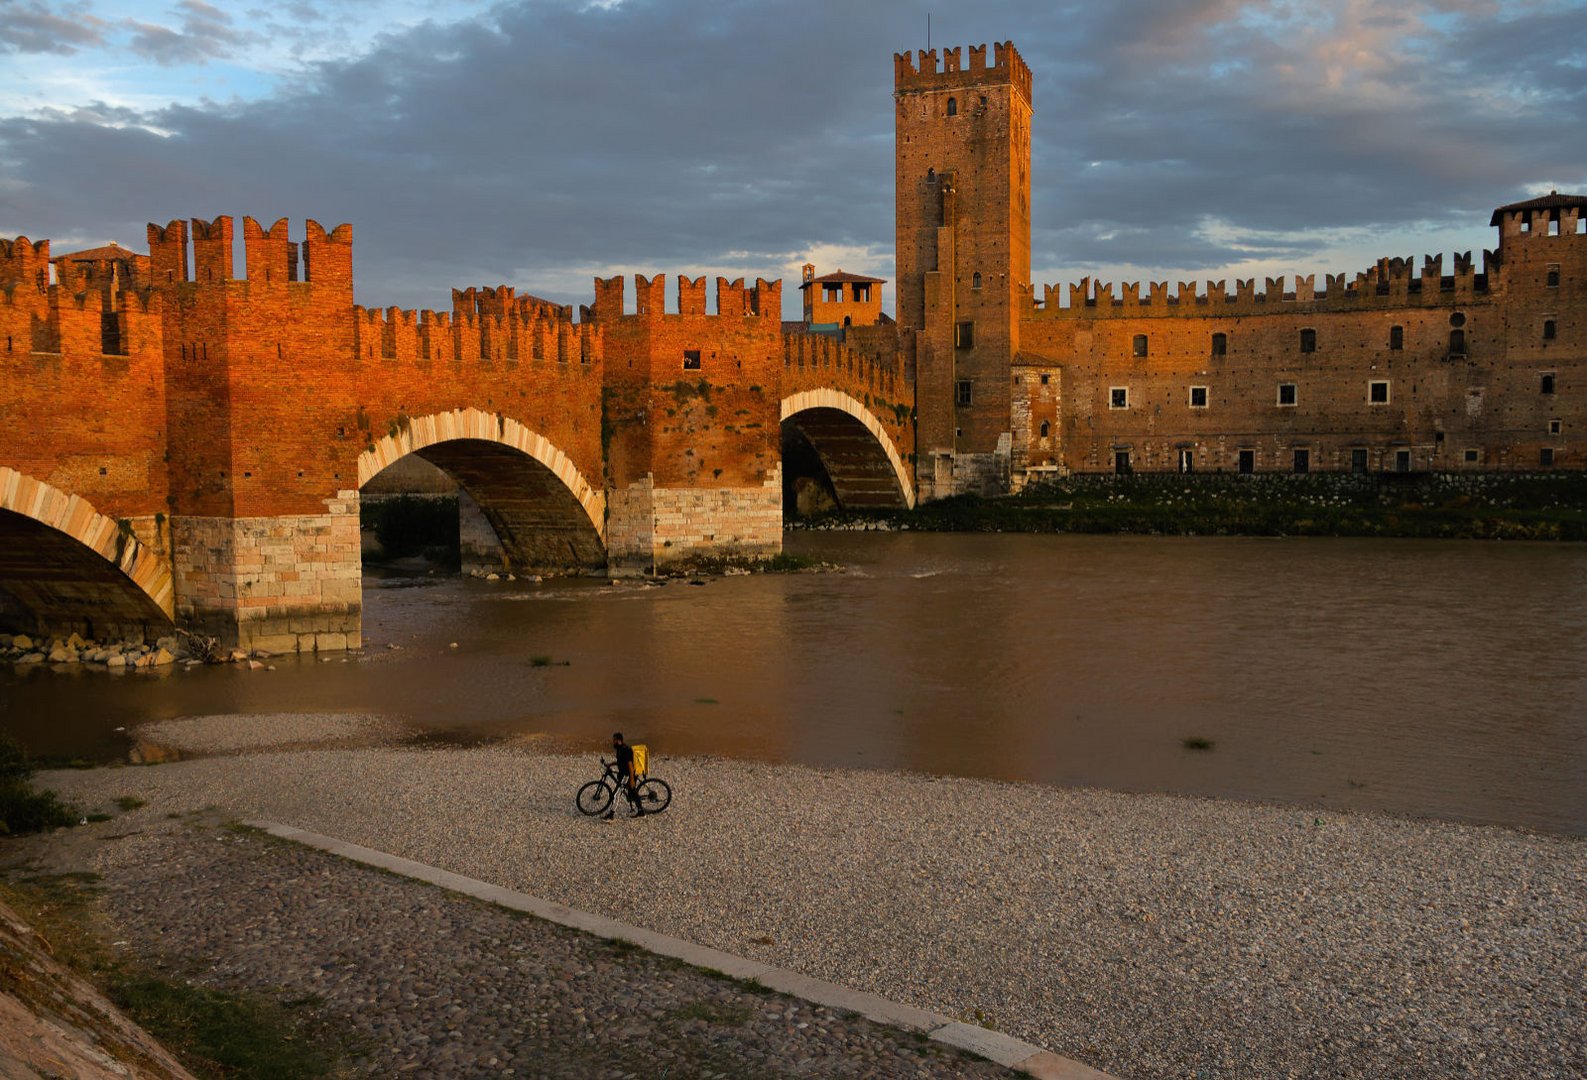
[894,41,1033,498]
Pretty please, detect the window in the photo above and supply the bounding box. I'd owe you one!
[972,271,982,290]
[955,321,974,348]
[1039,420,1050,438]
[1211,333,1227,357]
[946,97,957,116]
[1132,334,1148,358]
[1351,448,1369,474]
[823,284,842,303]
[1238,449,1255,474]
[955,379,972,407]
[1293,449,1310,474]
[1389,325,1404,350]
[1450,312,1466,328]
[1542,372,1556,394]
[1449,329,1466,356]
[1114,450,1132,475]
[1395,449,1412,473]
[1369,380,1390,404]
[1189,386,1208,408]
[927,168,936,183]
[1547,265,1560,288]
[1543,320,1556,341]
[853,283,871,302]
[1549,418,1562,435]
[1039,373,1049,385]
[1109,387,1129,409]
[1541,447,1555,467]
[1178,449,1195,474]
[1463,448,1480,464]
[1299,328,1316,353]
[683,349,701,370]
[1277,383,1297,407]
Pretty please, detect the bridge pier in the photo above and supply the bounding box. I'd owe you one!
[605,473,783,576]
[170,493,363,655]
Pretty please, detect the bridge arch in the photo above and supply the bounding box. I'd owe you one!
[0,467,175,637]
[357,408,607,572]
[780,390,916,510]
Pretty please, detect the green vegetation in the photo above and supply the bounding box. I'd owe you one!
[0,873,352,1079]
[1182,737,1215,751]
[0,733,77,836]
[360,494,461,565]
[796,472,1587,541]
[114,796,147,812]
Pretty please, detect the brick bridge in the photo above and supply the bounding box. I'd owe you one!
[0,216,915,652]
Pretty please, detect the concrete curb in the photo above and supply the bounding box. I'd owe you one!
[248,820,1121,1080]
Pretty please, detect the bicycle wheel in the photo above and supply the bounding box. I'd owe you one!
[576,779,614,816]
[635,778,671,813]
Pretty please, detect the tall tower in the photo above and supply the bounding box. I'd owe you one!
[895,41,1033,498]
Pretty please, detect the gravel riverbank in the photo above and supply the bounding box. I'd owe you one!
[43,730,1587,1080]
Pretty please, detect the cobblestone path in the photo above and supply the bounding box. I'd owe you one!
[96,819,1018,1078]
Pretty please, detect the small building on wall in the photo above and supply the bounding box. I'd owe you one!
[800,265,886,332]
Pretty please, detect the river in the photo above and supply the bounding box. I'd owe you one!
[3,533,1584,835]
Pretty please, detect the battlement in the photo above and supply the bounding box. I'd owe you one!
[1490,193,1587,241]
[143,216,352,289]
[0,237,50,290]
[354,292,597,367]
[783,330,900,399]
[893,41,1031,105]
[587,274,782,321]
[1031,250,1499,320]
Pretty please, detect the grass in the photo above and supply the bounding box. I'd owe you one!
[114,796,146,812]
[0,732,79,835]
[793,472,1587,541]
[669,1000,752,1026]
[0,871,355,1079]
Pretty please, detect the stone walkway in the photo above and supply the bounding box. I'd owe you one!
[91,816,1024,1078]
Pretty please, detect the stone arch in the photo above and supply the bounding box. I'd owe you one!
[357,408,607,572]
[780,390,916,510]
[0,467,175,633]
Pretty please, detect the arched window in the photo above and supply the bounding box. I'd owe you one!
[946,97,957,116]
[926,168,936,184]
[1543,319,1557,341]
[972,271,982,290]
[1039,420,1050,438]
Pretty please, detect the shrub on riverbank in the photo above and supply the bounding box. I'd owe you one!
[794,472,1587,541]
[0,734,77,835]
[361,495,461,564]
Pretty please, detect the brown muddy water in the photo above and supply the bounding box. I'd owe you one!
[3,533,1585,835]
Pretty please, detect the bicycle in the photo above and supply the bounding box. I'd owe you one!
[576,756,672,816]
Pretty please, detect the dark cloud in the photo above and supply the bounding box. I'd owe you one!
[2,0,1583,312]
[0,1,108,53]
[125,0,254,64]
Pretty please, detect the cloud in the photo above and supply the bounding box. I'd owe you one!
[125,0,254,65]
[0,1,109,53]
[0,0,1583,315]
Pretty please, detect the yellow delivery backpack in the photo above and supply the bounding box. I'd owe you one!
[631,744,649,780]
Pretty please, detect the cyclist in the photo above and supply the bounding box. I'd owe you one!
[608,731,645,818]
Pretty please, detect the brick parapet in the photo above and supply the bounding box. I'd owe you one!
[894,42,1031,107]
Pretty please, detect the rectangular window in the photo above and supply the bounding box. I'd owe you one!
[1351,448,1368,474]
[682,349,701,370]
[1543,319,1556,340]
[823,285,841,302]
[1300,328,1317,353]
[1389,325,1404,350]
[1293,448,1310,474]
[1189,386,1208,408]
[1132,334,1148,358]
[955,379,972,407]
[1114,450,1132,475]
[1238,449,1255,474]
[1109,387,1129,409]
[1039,373,1049,385]
[1463,448,1480,464]
[1211,333,1227,357]
[1542,372,1556,395]
[853,284,871,302]
[1547,264,1560,288]
[1549,418,1562,435]
[1541,447,1555,467]
[1277,383,1297,407]
[1369,380,1390,404]
[1395,449,1412,473]
[1178,448,1195,474]
[955,321,974,349]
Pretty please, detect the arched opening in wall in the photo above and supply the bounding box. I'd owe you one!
[0,509,174,641]
[359,439,605,579]
[780,406,910,519]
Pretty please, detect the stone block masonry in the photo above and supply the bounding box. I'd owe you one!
[171,491,361,654]
[607,471,783,575]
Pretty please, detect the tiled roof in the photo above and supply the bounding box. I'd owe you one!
[800,270,886,289]
[1490,192,1587,225]
[56,241,137,261]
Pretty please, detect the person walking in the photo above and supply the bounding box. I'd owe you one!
[608,731,644,818]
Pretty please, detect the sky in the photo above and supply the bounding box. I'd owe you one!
[1,0,1584,319]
